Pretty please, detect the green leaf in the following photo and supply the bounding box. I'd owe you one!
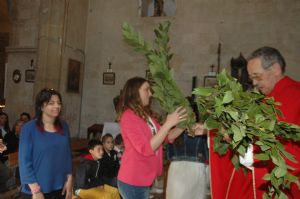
[255,153,270,161]
[255,114,265,124]
[231,154,240,169]
[263,193,270,199]
[260,144,271,151]
[217,70,229,86]
[222,91,234,104]
[263,173,271,181]
[193,87,214,97]
[285,173,298,183]
[224,109,239,121]
[237,145,246,156]
[278,191,288,199]
[274,166,287,178]
[232,124,243,142]
[204,118,220,130]
[214,138,230,155]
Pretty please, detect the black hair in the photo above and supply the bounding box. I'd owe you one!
[88,139,102,150]
[20,112,31,121]
[115,134,123,145]
[0,112,10,133]
[102,133,113,143]
[35,88,63,133]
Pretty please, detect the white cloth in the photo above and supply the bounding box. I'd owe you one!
[166,161,209,199]
[0,127,7,138]
[239,144,254,170]
[101,122,120,138]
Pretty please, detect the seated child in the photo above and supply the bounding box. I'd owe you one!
[113,134,124,163]
[74,139,120,199]
[101,133,120,187]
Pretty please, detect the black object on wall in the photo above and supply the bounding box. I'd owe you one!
[230,53,252,90]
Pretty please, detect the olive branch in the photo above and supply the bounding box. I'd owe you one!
[193,70,300,199]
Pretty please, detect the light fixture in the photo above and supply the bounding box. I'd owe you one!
[0,98,5,108]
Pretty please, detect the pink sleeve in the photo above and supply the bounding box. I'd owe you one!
[121,112,155,157]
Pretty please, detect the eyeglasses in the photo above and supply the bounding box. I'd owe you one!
[249,73,265,82]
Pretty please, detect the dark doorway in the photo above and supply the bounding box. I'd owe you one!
[0,33,9,101]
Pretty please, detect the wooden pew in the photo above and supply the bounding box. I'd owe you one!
[7,152,19,167]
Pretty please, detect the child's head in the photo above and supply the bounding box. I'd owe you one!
[102,133,114,152]
[115,134,124,149]
[12,120,24,136]
[88,139,103,160]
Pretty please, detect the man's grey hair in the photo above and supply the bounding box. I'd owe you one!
[248,46,286,73]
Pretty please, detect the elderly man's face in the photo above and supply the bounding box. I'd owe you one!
[247,58,278,95]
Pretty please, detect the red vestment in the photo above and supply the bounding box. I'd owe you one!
[210,76,300,199]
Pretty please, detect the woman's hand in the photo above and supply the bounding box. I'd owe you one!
[0,139,7,153]
[62,175,72,199]
[165,107,188,129]
[151,107,187,151]
[192,123,208,136]
[32,192,45,199]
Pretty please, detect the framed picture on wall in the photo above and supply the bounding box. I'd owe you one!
[67,59,81,93]
[25,69,35,83]
[203,75,217,87]
[103,72,115,85]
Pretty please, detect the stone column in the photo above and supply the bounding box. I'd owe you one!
[33,0,66,95]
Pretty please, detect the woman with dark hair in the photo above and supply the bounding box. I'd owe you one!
[19,88,72,199]
[0,112,10,139]
[0,112,10,163]
[4,119,24,153]
[20,112,31,123]
[116,77,205,199]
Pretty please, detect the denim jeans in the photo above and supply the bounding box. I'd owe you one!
[103,176,118,187]
[117,180,150,199]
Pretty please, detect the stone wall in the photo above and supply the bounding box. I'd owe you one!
[4,0,40,125]
[3,0,300,138]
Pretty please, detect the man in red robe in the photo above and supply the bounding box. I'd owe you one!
[210,46,300,199]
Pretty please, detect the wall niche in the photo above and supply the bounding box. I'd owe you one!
[139,0,176,17]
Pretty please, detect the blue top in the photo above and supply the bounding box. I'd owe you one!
[19,119,72,194]
[167,131,208,163]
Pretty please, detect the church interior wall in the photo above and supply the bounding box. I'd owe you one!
[2,0,300,137]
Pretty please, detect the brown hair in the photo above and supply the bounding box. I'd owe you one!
[117,77,154,122]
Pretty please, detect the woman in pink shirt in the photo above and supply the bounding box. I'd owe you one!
[117,77,189,199]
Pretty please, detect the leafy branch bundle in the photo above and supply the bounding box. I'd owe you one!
[122,21,195,133]
[193,70,300,199]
